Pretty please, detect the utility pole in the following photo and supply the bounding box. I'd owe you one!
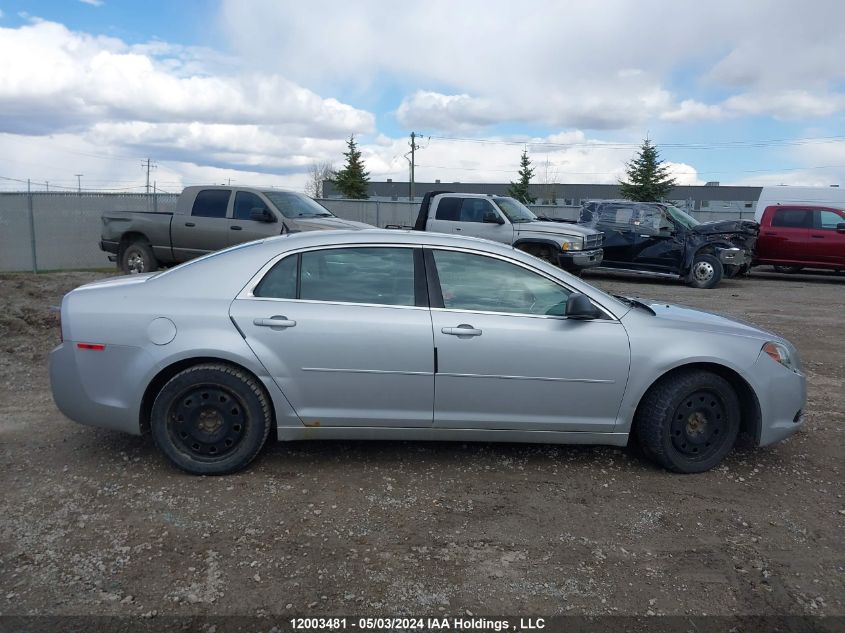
[142,158,156,195]
[75,174,83,194]
[406,131,422,201]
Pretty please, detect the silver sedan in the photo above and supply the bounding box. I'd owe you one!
[49,230,806,475]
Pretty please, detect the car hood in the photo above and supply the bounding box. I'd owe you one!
[293,217,372,231]
[627,299,780,341]
[515,220,599,237]
[692,219,759,236]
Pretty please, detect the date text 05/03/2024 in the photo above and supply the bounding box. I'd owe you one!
[289,617,546,631]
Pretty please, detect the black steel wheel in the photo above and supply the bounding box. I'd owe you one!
[635,369,740,473]
[151,363,272,475]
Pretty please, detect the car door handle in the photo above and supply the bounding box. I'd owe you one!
[811,234,825,238]
[455,227,462,231]
[254,316,296,329]
[185,222,196,227]
[442,325,482,337]
[231,225,242,231]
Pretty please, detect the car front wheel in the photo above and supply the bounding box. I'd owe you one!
[635,369,740,473]
[688,253,723,289]
[151,363,272,475]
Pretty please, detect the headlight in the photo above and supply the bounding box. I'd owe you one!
[563,239,583,251]
[762,341,795,370]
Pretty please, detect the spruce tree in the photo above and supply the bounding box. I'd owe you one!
[333,135,370,199]
[507,149,536,204]
[619,139,676,202]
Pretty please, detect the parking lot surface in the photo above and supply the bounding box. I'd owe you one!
[0,268,843,617]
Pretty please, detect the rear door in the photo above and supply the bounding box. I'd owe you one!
[425,196,462,235]
[229,191,280,246]
[230,245,435,428]
[592,204,637,267]
[759,207,813,262]
[171,189,232,259]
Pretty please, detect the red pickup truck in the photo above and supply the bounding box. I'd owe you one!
[754,205,845,273]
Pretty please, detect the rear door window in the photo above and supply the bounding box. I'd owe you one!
[435,197,461,221]
[771,208,812,228]
[191,190,231,218]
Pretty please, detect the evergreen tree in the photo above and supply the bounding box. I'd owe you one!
[619,138,676,202]
[333,135,370,199]
[507,149,536,204]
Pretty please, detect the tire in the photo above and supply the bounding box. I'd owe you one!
[687,253,723,289]
[773,265,803,274]
[120,239,158,274]
[150,363,272,475]
[517,244,558,266]
[635,369,740,473]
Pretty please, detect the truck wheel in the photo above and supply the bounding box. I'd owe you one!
[635,369,740,473]
[773,265,802,274]
[121,240,158,274]
[688,254,722,289]
[517,244,558,266]
[150,363,272,475]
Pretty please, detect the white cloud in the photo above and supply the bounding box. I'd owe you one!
[221,0,845,132]
[79,0,104,6]
[0,21,374,136]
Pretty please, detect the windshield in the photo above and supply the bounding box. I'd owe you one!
[493,197,537,223]
[263,191,335,219]
[663,204,699,229]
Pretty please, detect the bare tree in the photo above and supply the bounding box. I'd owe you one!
[304,161,335,199]
[537,157,559,205]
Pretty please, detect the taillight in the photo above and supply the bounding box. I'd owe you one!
[77,343,106,351]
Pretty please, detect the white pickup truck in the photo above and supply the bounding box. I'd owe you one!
[411,191,604,273]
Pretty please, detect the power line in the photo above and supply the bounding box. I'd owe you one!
[425,134,845,151]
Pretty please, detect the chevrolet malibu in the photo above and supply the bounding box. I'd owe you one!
[49,230,806,475]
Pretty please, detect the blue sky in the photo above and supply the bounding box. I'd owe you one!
[1,0,844,193]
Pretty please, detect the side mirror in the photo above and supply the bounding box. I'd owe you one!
[250,208,275,223]
[483,211,505,225]
[837,223,845,233]
[565,293,601,320]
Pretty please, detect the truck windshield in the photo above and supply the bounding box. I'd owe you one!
[663,204,699,229]
[263,192,335,219]
[493,197,537,223]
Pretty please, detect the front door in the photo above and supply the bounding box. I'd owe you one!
[807,208,845,266]
[628,205,684,273]
[229,191,280,246]
[591,204,638,267]
[453,198,514,244]
[230,246,435,427]
[427,248,630,432]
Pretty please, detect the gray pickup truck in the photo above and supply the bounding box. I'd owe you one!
[412,191,604,273]
[101,186,370,273]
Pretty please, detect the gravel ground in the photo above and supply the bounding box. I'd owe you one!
[0,267,843,620]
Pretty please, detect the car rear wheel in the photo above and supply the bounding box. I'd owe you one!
[688,253,723,289]
[635,369,740,473]
[121,240,158,274]
[151,363,272,475]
